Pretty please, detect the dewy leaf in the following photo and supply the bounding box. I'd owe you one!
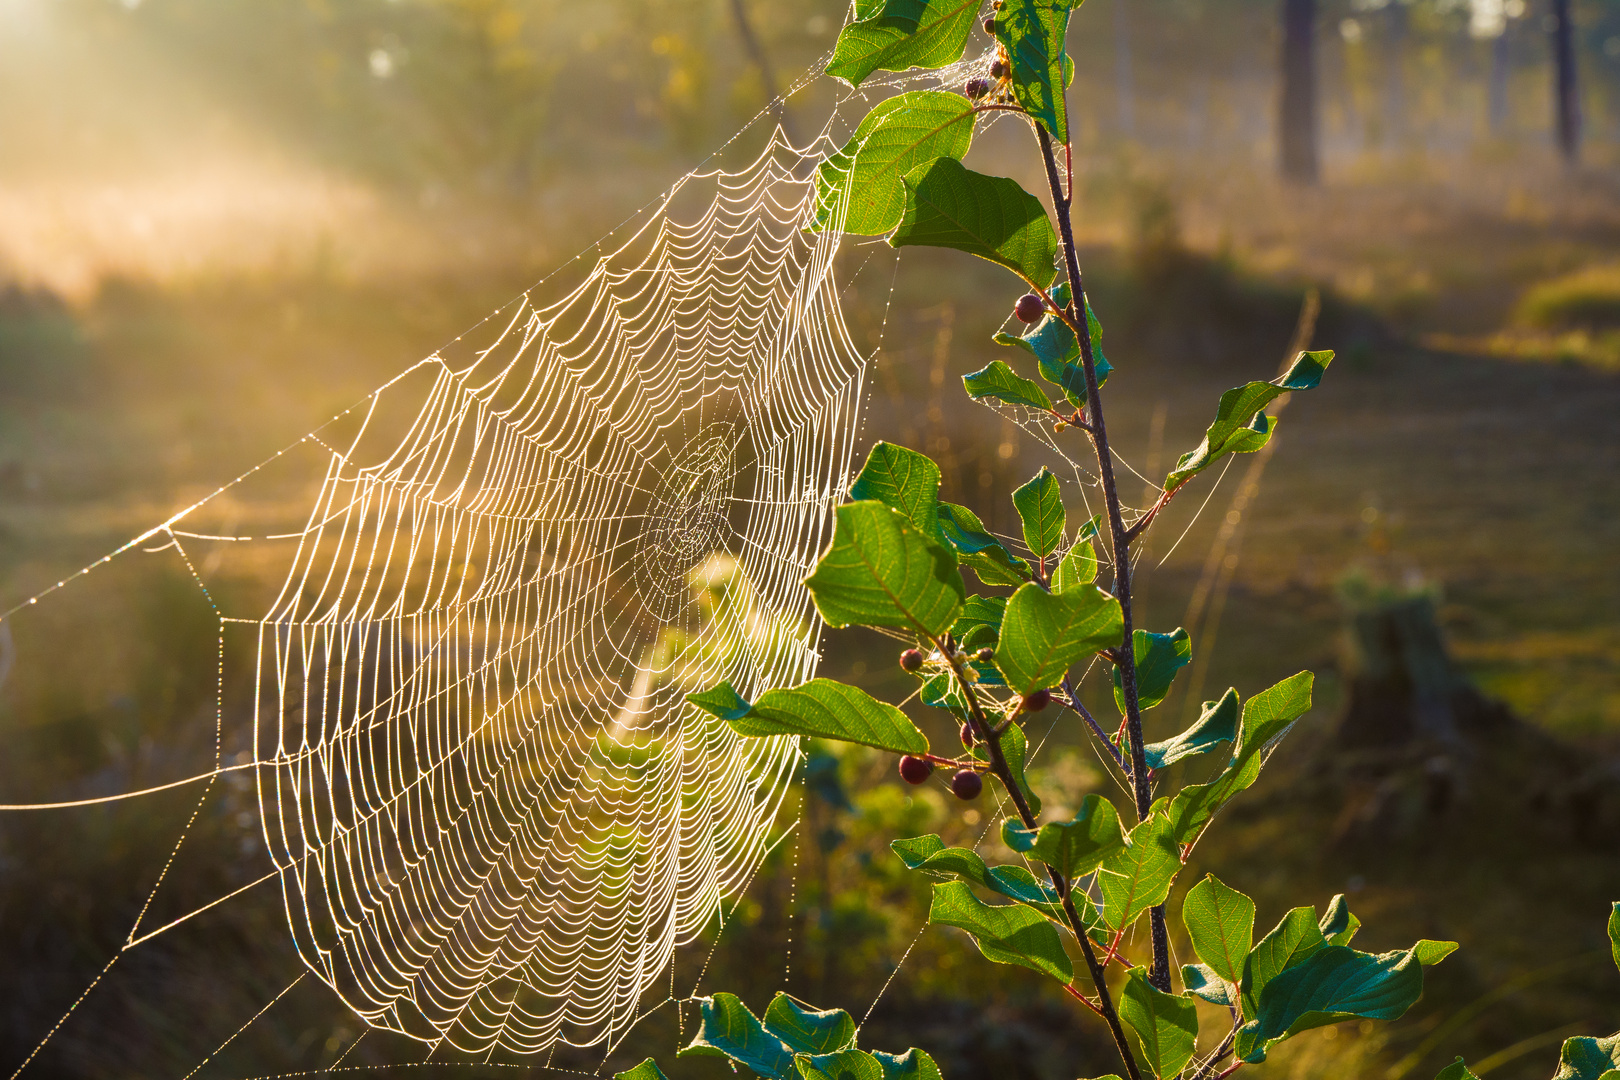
[892,834,1065,921]
[963,359,1054,412]
[1552,1034,1620,1080]
[1433,1058,1481,1080]
[1168,672,1315,846]
[872,1049,945,1080]
[1120,968,1200,1080]
[850,442,949,548]
[763,993,857,1055]
[813,91,976,235]
[1164,349,1334,494]
[825,0,978,87]
[1609,902,1620,975]
[796,1049,885,1080]
[689,679,929,756]
[937,502,1033,586]
[1318,894,1362,947]
[1011,466,1065,559]
[993,282,1112,406]
[1098,811,1181,932]
[928,880,1074,983]
[1113,627,1192,713]
[1236,946,1427,1063]
[972,717,1041,815]
[806,500,964,638]
[679,993,796,1079]
[1239,906,1326,1021]
[892,157,1060,289]
[1050,515,1100,592]
[1144,689,1239,769]
[995,582,1122,696]
[614,1059,670,1080]
[993,0,1074,141]
[1183,963,1236,1006]
[1002,793,1124,879]
[1183,874,1256,985]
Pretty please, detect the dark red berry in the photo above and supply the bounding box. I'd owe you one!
[983,16,996,34]
[899,755,934,785]
[974,647,995,662]
[990,59,1009,79]
[964,77,991,99]
[951,769,983,800]
[1014,293,1045,323]
[899,648,925,673]
[960,721,976,748]
[1022,688,1052,712]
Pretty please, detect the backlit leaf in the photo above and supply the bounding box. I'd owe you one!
[892,157,1059,289]
[1433,1058,1480,1080]
[764,994,857,1055]
[1002,793,1124,879]
[963,359,1054,412]
[689,679,928,756]
[928,880,1074,983]
[806,500,964,638]
[971,717,1041,815]
[679,993,795,1079]
[892,834,1065,921]
[1120,968,1199,1080]
[1183,874,1256,985]
[1050,514,1101,592]
[1239,906,1325,1021]
[937,502,1033,586]
[814,91,975,234]
[1318,894,1361,947]
[1012,466,1065,559]
[1183,963,1236,1006]
[850,442,948,548]
[796,1049,885,1080]
[993,283,1113,406]
[992,0,1074,141]
[1144,689,1239,769]
[614,1059,670,1080]
[826,0,979,87]
[1237,946,1428,1063]
[1552,1034,1620,1080]
[1113,627,1192,713]
[872,1049,945,1080]
[1609,902,1619,976]
[1098,811,1181,931]
[994,582,1122,696]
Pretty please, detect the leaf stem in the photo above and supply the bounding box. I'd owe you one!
[1034,122,1173,993]
[937,639,1144,1080]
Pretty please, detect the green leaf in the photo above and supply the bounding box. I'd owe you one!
[1113,628,1192,713]
[763,994,856,1055]
[872,1049,944,1080]
[1050,515,1100,592]
[892,157,1060,289]
[950,594,1006,651]
[992,283,1112,406]
[679,993,795,1079]
[937,502,1033,586]
[1609,902,1619,975]
[994,582,1122,696]
[1236,946,1427,1063]
[689,679,928,756]
[805,500,964,638]
[992,0,1074,141]
[1553,1034,1620,1080]
[1011,466,1065,558]
[614,1059,670,1080]
[796,1049,885,1080]
[813,91,976,235]
[1120,968,1199,1080]
[850,442,948,548]
[1183,874,1256,985]
[963,359,1054,411]
[1098,811,1181,932]
[971,717,1041,815]
[1412,940,1460,966]
[1239,906,1325,1021]
[1318,894,1361,947]
[1144,689,1239,769]
[1433,1058,1480,1080]
[1164,349,1334,495]
[1182,963,1236,1006]
[1168,672,1315,845]
[928,880,1074,983]
[686,681,753,722]
[1002,793,1124,879]
[825,0,978,87]
[892,834,1065,921]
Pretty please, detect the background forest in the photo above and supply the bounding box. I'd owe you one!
[1,1,1618,1078]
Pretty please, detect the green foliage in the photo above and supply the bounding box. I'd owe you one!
[949,594,1007,652]
[1182,873,1255,985]
[765,994,859,1055]
[962,359,1054,412]
[972,717,1042,814]
[1144,689,1239,769]
[805,500,964,637]
[891,158,1059,289]
[613,1059,669,1080]
[1011,466,1065,559]
[1610,902,1620,974]
[850,442,949,546]
[937,502,1033,586]
[1552,1034,1620,1080]
[1240,906,1326,1020]
[1433,1058,1481,1080]
[798,1049,886,1080]
[993,582,1122,696]
[688,678,928,756]
[1113,627,1192,713]
[1050,515,1101,592]
[927,880,1074,983]
[675,993,939,1080]
[1097,811,1182,931]
[872,1049,945,1080]
[1182,963,1236,1006]
[679,993,800,1077]
[1164,349,1333,494]
[992,0,1075,142]
[1119,969,1199,1080]
[892,834,1066,921]
[814,92,976,235]
[993,283,1113,406]
[1002,793,1124,879]
[825,0,979,87]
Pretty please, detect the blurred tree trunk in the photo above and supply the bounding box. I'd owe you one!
[1550,0,1581,164]
[729,0,791,140]
[1113,0,1136,138]
[1279,0,1319,183]
[1384,2,1408,148]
